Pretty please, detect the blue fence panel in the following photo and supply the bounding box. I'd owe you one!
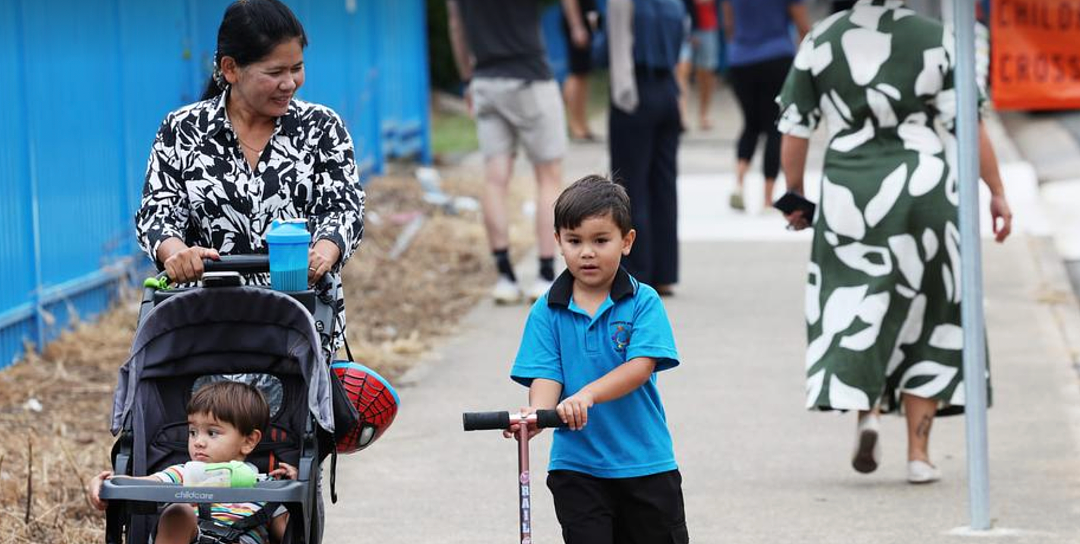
[0,0,431,369]
[354,0,384,176]
[0,0,37,366]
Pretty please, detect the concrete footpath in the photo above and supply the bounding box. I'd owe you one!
[324,86,1080,542]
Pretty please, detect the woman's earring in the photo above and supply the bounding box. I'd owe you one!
[213,53,228,91]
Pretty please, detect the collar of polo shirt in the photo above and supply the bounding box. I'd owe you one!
[546,267,637,308]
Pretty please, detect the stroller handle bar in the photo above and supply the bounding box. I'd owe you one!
[462,409,567,431]
[203,255,270,274]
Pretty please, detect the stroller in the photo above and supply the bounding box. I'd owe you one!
[99,256,358,544]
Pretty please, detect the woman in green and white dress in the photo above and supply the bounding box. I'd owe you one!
[777,0,1013,483]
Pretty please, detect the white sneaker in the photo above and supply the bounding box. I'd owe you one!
[492,276,523,305]
[851,413,881,474]
[907,460,941,484]
[526,278,554,302]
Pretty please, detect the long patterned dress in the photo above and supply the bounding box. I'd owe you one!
[777,0,984,415]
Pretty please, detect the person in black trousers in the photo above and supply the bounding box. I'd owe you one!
[607,0,687,295]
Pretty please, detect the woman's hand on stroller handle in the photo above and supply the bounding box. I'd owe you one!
[158,240,221,284]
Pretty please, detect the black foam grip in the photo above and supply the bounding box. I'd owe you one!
[535,410,567,429]
[462,411,511,431]
[203,255,270,274]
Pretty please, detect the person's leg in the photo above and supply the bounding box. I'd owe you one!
[693,31,718,130]
[517,79,567,298]
[647,78,681,290]
[613,470,689,544]
[564,74,588,139]
[548,470,618,544]
[903,393,937,463]
[729,65,759,211]
[155,504,198,544]
[533,159,561,263]
[852,407,881,473]
[610,86,657,283]
[473,79,522,298]
[761,57,791,208]
[482,154,516,255]
[481,154,522,303]
[695,65,715,130]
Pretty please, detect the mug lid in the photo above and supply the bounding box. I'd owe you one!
[266,218,311,243]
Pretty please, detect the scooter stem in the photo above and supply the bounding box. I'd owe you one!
[517,423,532,544]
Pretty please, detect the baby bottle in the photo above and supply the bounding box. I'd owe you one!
[183,461,258,488]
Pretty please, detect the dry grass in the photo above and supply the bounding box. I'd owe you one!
[0,168,535,543]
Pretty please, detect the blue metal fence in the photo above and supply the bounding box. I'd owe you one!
[0,0,431,369]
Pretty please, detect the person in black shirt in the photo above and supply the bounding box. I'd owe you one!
[447,0,586,303]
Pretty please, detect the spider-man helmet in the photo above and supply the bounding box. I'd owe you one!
[330,361,400,454]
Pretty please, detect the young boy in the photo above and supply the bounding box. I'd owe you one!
[509,175,689,543]
[88,381,297,544]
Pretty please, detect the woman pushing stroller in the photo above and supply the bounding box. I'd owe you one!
[89,1,364,542]
[134,0,365,357]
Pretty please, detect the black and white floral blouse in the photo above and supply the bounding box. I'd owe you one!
[135,91,365,357]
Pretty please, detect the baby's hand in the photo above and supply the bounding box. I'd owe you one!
[557,391,595,431]
[503,407,545,440]
[269,462,298,481]
[87,470,113,511]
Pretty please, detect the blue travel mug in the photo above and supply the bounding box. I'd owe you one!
[266,219,311,291]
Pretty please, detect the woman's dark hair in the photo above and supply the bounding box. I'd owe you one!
[201,0,308,101]
[554,174,633,235]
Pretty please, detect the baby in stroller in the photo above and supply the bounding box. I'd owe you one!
[89,381,297,544]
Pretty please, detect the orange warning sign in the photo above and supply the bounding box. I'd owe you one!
[991,0,1080,110]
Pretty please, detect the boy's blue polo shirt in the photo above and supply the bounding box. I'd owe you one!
[511,268,680,479]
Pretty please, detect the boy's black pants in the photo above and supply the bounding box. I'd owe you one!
[547,469,689,544]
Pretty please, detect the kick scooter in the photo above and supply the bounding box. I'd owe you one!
[463,409,567,544]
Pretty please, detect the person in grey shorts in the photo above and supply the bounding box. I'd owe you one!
[448,0,583,303]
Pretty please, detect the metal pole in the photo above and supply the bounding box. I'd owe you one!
[952,0,991,531]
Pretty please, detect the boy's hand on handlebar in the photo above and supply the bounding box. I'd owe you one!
[87,470,113,511]
[164,246,220,283]
[557,391,595,431]
[269,462,298,481]
[503,407,545,440]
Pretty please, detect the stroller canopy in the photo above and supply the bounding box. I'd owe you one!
[111,286,335,435]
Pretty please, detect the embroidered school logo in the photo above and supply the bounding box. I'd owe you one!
[610,321,632,353]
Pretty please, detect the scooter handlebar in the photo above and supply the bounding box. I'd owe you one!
[462,410,566,431]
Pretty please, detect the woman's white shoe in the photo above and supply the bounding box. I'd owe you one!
[907,460,941,484]
[851,414,881,474]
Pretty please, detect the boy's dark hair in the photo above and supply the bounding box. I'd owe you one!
[187,381,270,437]
[554,175,633,234]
